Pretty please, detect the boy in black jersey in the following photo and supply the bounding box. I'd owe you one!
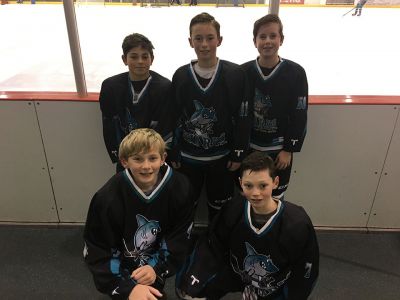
[176,151,319,300]
[99,33,171,173]
[84,128,195,300]
[169,12,251,221]
[241,14,308,200]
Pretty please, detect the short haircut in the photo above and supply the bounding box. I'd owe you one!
[240,151,277,179]
[189,12,221,37]
[118,128,165,160]
[122,33,154,59]
[253,14,284,41]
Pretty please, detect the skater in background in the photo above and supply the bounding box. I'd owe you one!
[352,0,367,16]
[170,0,181,5]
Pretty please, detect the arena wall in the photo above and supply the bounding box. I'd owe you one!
[1,95,399,229]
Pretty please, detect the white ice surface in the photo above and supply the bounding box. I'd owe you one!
[0,5,399,95]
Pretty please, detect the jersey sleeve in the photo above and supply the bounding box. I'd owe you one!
[283,66,308,153]
[83,193,137,299]
[227,66,251,162]
[164,70,185,162]
[209,195,243,251]
[153,82,174,148]
[99,79,121,163]
[148,74,173,145]
[281,208,319,299]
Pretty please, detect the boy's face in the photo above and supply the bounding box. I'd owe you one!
[121,147,166,192]
[253,22,283,62]
[240,169,279,214]
[122,46,153,81]
[189,23,222,67]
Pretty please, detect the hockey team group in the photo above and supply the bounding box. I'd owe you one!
[83,12,320,300]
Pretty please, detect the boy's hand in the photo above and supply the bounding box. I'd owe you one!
[227,161,241,171]
[131,265,157,285]
[128,284,162,300]
[275,150,292,170]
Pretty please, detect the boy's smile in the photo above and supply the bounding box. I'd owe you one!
[254,23,282,67]
[121,148,166,193]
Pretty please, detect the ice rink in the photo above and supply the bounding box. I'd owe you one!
[0,4,399,95]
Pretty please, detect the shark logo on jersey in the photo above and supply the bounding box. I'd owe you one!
[296,96,307,110]
[134,214,161,251]
[183,100,227,149]
[123,214,161,266]
[231,242,288,298]
[125,108,139,134]
[254,89,272,119]
[117,108,138,135]
[253,89,277,134]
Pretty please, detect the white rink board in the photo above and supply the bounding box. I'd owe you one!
[286,105,400,227]
[0,101,58,222]
[368,107,400,229]
[35,101,115,222]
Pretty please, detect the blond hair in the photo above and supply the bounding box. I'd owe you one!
[118,128,165,160]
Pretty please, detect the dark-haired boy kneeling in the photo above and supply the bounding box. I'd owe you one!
[177,151,319,300]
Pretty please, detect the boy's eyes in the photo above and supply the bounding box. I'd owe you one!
[259,34,278,40]
[194,36,215,41]
[129,55,150,60]
[243,183,267,189]
[130,156,158,162]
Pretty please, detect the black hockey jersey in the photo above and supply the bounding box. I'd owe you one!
[99,71,171,163]
[84,164,194,299]
[169,59,251,163]
[177,195,319,300]
[241,59,308,153]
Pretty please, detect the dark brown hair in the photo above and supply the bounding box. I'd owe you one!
[122,33,154,59]
[240,151,277,179]
[253,14,284,41]
[189,12,221,37]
